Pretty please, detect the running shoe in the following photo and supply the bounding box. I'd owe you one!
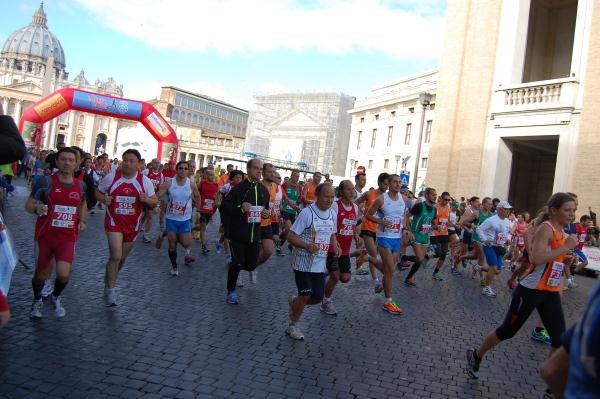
[184,255,195,265]
[51,295,66,318]
[30,299,43,319]
[40,279,53,299]
[105,288,118,307]
[355,266,369,275]
[531,328,552,345]
[567,278,578,289]
[276,245,286,256]
[404,278,417,287]
[374,281,384,293]
[465,348,481,379]
[451,267,461,276]
[215,243,223,254]
[143,234,152,244]
[170,266,179,276]
[226,255,233,263]
[285,324,305,340]
[507,279,516,290]
[432,273,444,281]
[201,245,210,255]
[226,290,239,304]
[320,299,337,315]
[382,300,402,314]
[481,286,496,298]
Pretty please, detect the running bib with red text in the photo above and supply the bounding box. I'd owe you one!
[51,205,77,228]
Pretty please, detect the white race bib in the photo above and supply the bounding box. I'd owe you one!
[546,261,564,287]
[246,206,263,223]
[51,205,77,228]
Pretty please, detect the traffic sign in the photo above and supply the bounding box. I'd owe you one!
[400,171,410,187]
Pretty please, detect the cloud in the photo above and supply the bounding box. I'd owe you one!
[74,0,445,60]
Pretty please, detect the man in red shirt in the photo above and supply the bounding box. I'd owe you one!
[25,147,88,318]
[197,167,219,254]
[96,149,158,306]
[574,214,593,272]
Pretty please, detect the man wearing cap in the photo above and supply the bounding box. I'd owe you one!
[474,201,514,298]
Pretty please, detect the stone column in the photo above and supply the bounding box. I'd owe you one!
[14,99,22,125]
[1,97,8,114]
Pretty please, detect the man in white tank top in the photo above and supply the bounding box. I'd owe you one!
[156,161,200,277]
[365,174,406,315]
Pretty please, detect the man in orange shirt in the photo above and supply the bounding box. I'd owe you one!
[300,171,322,207]
[218,164,234,188]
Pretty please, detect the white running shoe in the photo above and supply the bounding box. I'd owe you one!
[481,286,497,298]
[105,288,118,307]
[285,324,305,340]
[30,299,43,319]
[51,295,66,318]
[170,267,179,276]
[41,279,53,298]
[320,299,337,315]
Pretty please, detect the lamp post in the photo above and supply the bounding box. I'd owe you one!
[412,92,431,193]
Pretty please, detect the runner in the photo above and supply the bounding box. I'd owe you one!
[354,173,366,200]
[573,214,592,273]
[430,192,452,281]
[197,167,219,255]
[216,170,244,263]
[320,180,360,315]
[276,170,302,255]
[257,163,277,271]
[466,193,578,381]
[218,164,234,188]
[270,171,284,253]
[300,171,322,207]
[509,213,529,271]
[475,201,514,297]
[287,183,340,339]
[220,158,270,305]
[365,174,407,314]
[470,197,495,281]
[156,161,200,276]
[96,149,157,306]
[404,187,438,287]
[141,158,164,243]
[25,147,87,318]
[356,173,389,289]
[456,197,482,275]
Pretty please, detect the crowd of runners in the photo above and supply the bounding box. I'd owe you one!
[0,136,598,398]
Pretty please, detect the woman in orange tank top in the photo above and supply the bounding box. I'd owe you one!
[465,193,578,380]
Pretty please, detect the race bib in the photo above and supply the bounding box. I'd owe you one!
[51,205,77,228]
[314,232,331,257]
[546,261,564,287]
[438,218,449,228]
[579,234,586,243]
[202,198,214,210]
[420,224,432,234]
[169,200,187,216]
[517,236,525,246]
[496,233,511,246]
[115,196,136,215]
[384,216,401,235]
[339,217,357,236]
[246,206,263,223]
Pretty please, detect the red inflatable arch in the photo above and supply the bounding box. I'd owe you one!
[18,88,179,163]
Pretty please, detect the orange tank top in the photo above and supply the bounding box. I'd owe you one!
[522,221,567,293]
[361,190,379,232]
[261,182,277,227]
[305,181,317,202]
[434,204,450,236]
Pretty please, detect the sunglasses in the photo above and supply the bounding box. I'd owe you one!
[178,167,189,170]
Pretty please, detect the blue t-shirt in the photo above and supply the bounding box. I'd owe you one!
[565,281,600,398]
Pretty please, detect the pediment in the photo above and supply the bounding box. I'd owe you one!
[268,108,325,129]
[1,80,43,95]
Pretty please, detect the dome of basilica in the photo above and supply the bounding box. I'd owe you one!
[0,2,66,73]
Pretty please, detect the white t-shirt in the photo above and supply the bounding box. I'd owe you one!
[98,170,156,196]
[476,214,512,246]
[290,204,337,273]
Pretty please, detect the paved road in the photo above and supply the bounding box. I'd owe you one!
[0,179,597,398]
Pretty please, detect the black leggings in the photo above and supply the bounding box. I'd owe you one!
[226,240,260,291]
[495,285,565,348]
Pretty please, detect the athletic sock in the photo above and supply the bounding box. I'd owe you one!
[53,279,68,297]
[32,278,44,300]
[407,262,420,279]
[168,250,177,266]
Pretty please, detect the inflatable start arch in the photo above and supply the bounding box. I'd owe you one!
[19,88,179,162]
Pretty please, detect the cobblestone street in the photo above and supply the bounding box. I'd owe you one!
[0,180,596,399]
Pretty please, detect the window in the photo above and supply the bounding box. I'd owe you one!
[424,120,432,143]
[421,157,428,169]
[368,160,373,169]
[408,107,414,114]
[374,114,379,120]
[180,152,187,160]
[387,126,393,146]
[360,117,364,123]
[405,123,412,145]
[78,114,85,126]
[391,111,396,117]
[384,159,389,168]
[357,131,362,149]
[371,129,377,148]
[429,103,435,110]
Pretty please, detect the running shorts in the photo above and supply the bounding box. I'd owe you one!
[293,270,326,301]
[483,245,506,269]
[105,225,139,243]
[326,254,351,274]
[430,235,449,259]
[573,247,587,263]
[260,225,273,240]
[271,222,280,237]
[35,236,76,270]
[377,237,401,254]
[165,218,191,234]
[360,230,377,240]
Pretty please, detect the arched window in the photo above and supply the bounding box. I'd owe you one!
[172,109,179,120]
[78,114,85,126]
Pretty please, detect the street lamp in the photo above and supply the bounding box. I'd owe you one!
[412,92,431,193]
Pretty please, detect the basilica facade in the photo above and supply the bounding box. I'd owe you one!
[0,3,128,156]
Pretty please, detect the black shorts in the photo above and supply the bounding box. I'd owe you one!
[462,230,472,244]
[360,230,376,240]
[199,213,213,224]
[326,254,351,274]
[293,270,326,301]
[260,225,273,240]
[282,212,296,223]
[430,235,449,259]
[271,222,280,236]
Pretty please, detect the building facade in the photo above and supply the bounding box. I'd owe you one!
[245,93,355,176]
[152,86,248,167]
[346,70,437,190]
[0,3,127,156]
[428,0,598,213]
